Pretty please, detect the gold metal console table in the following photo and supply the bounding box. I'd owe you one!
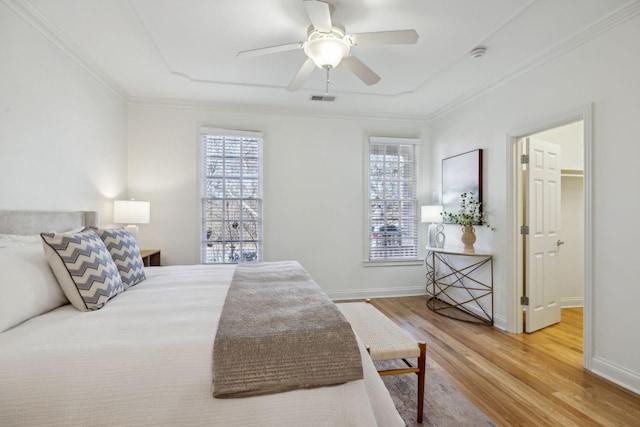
[425,248,493,325]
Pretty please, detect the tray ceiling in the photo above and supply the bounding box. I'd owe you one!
[15,0,638,119]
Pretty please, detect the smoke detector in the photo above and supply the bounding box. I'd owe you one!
[470,47,487,58]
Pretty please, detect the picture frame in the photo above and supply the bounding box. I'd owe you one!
[441,149,483,223]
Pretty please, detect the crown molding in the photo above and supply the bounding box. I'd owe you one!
[127,96,429,123]
[426,0,640,122]
[2,0,129,103]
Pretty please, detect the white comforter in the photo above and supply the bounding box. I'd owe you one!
[0,264,403,427]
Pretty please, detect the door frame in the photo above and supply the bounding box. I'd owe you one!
[506,104,593,369]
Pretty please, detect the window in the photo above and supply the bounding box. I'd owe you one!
[200,128,263,263]
[368,137,419,260]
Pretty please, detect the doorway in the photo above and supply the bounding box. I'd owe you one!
[507,105,593,368]
[518,123,584,332]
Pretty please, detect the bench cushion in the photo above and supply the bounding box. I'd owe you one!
[337,302,420,361]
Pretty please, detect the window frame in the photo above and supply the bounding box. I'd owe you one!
[198,127,263,264]
[364,136,421,265]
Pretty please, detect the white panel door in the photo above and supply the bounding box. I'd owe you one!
[525,137,562,333]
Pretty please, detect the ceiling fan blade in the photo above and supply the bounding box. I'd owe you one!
[237,42,303,58]
[287,57,316,91]
[304,0,332,32]
[351,29,418,45]
[341,56,381,86]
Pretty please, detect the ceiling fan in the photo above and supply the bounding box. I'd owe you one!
[237,0,418,92]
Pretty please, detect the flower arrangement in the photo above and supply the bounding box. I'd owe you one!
[442,192,486,227]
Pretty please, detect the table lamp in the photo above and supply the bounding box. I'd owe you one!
[114,199,150,239]
[421,205,443,247]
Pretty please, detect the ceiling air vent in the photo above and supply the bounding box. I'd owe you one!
[310,94,336,102]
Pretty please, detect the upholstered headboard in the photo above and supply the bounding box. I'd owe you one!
[0,211,99,235]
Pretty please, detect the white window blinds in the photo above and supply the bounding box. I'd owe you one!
[368,137,419,260]
[200,128,263,264]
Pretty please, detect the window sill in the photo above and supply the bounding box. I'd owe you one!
[363,259,423,267]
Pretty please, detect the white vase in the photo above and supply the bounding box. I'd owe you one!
[461,225,476,252]
[435,224,445,248]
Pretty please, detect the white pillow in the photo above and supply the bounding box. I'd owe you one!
[0,244,68,333]
[0,230,84,248]
[0,234,42,247]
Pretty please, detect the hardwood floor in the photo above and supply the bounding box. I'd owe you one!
[367,296,640,427]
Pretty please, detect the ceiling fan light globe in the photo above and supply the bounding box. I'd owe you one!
[304,36,350,69]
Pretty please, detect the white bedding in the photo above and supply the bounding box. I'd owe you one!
[0,264,404,427]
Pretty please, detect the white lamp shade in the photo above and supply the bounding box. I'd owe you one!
[304,36,350,68]
[114,200,150,224]
[421,205,443,223]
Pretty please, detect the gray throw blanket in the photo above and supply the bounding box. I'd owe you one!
[212,261,363,398]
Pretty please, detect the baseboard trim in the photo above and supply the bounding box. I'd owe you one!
[328,285,426,301]
[492,315,507,331]
[590,356,640,395]
[425,290,495,327]
[333,288,505,330]
[561,297,584,308]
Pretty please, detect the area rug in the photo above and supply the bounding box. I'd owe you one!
[376,358,496,427]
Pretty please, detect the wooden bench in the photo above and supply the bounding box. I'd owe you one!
[337,299,427,423]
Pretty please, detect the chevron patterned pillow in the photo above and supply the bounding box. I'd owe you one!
[94,228,146,289]
[41,230,124,311]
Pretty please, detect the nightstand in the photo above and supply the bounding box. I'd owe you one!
[140,249,161,267]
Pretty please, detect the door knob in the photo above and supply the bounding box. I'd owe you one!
[556,240,565,246]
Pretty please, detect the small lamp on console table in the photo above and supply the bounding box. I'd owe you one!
[113,199,150,240]
[421,205,443,248]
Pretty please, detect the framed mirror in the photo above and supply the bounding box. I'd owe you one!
[442,149,483,223]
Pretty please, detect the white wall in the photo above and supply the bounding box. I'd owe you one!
[428,14,640,393]
[560,175,584,306]
[127,104,431,298]
[534,121,584,171]
[0,3,127,218]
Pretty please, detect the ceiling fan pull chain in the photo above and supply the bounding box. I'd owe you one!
[325,67,330,95]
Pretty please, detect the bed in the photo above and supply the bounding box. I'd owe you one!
[0,210,404,426]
